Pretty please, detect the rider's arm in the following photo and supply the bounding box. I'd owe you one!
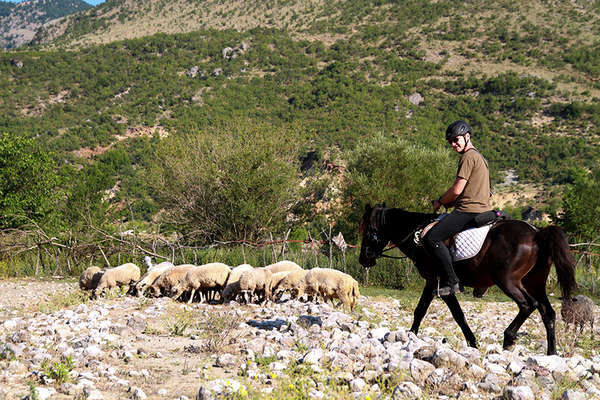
[433,177,467,211]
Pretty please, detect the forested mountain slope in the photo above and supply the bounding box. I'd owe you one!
[0,0,91,48]
[1,0,599,248]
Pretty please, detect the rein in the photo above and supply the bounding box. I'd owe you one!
[374,226,417,260]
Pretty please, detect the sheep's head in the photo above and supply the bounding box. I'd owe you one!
[149,285,161,297]
[170,284,182,297]
[291,284,304,299]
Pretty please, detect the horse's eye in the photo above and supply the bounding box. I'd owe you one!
[372,233,378,241]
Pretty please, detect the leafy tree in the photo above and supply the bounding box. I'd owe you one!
[561,168,600,241]
[338,133,455,240]
[149,120,302,242]
[0,133,60,229]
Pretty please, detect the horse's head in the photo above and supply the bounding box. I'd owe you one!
[359,204,389,268]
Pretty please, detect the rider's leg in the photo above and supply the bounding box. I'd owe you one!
[424,211,477,295]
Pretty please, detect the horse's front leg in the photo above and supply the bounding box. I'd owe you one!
[410,282,435,334]
[441,294,478,348]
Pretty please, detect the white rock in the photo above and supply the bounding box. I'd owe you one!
[409,359,436,385]
[350,377,367,392]
[503,385,535,400]
[527,355,569,373]
[560,389,587,400]
[32,387,56,400]
[303,348,324,365]
[368,327,389,341]
[392,381,422,398]
[269,361,286,371]
[508,360,526,375]
[130,387,147,400]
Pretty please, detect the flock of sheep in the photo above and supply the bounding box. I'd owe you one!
[79,256,360,310]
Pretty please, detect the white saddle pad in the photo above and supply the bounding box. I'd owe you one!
[450,225,491,261]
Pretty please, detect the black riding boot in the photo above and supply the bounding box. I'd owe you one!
[428,242,461,296]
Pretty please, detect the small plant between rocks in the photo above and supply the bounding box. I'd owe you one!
[167,307,195,336]
[197,311,244,352]
[41,355,74,384]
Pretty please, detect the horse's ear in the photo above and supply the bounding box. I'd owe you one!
[382,202,386,208]
[365,204,372,212]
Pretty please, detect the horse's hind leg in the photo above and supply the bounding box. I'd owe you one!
[495,281,537,351]
[522,264,558,355]
[410,282,435,334]
[533,292,557,355]
[441,294,477,348]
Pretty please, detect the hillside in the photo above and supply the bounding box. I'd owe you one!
[0,0,599,255]
[0,0,92,48]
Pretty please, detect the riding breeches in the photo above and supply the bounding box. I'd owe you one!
[423,211,478,284]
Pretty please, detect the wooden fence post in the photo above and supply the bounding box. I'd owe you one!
[280,229,290,260]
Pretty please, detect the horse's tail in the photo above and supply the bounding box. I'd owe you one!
[535,225,578,298]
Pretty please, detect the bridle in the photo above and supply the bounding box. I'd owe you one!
[365,224,416,261]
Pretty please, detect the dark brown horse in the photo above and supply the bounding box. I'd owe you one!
[358,204,577,355]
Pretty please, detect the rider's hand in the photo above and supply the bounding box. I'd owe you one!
[432,199,442,212]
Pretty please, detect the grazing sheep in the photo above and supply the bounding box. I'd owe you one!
[222,264,254,302]
[272,269,308,300]
[270,271,291,291]
[562,295,595,336]
[171,263,231,304]
[143,255,175,271]
[148,264,196,298]
[295,268,360,310]
[134,262,174,297]
[264,260,302,274]
[79,266,104,290]
[93,263,141,298]
[239,267,273,304]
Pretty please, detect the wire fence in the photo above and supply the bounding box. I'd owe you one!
[0,224,598,293]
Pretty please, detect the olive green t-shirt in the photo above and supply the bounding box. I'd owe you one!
[454,149,491,213]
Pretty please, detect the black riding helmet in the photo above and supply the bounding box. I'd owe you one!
[445,120,471,141]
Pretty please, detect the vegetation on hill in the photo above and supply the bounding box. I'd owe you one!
[0,0,91,48]
[0,0,598,281]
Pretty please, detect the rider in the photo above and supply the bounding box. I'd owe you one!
[424,120,492,297]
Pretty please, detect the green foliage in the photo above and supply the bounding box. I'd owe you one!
[0,2,599,280]
[339,133,454,240]
[561,168,600,241]
[41,355,74,384]
[167,308,194,336]
[149,120,302,242]
[0,132,61,229]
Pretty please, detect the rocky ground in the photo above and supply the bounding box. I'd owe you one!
[1,278,599,400]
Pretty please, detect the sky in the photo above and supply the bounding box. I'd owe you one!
[4,0,105,4]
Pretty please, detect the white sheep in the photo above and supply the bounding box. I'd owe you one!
[264,260,302,274]
[171,263,231,304]
[269,271,291,299]
[79,266,104,290]
[295,268,360,310]
[93,263,141,298]
[272,269,308,300]
[135,260,174,297]
[148,264,196,298]
[222,264,254,302]
[238,267,273,304]
[143,255,175,271]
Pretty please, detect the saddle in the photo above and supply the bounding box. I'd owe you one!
[415,210,509,261]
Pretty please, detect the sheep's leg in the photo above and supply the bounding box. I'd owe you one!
[188,288,196,304]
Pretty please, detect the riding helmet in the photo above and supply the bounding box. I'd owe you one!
[445,120,471,141]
